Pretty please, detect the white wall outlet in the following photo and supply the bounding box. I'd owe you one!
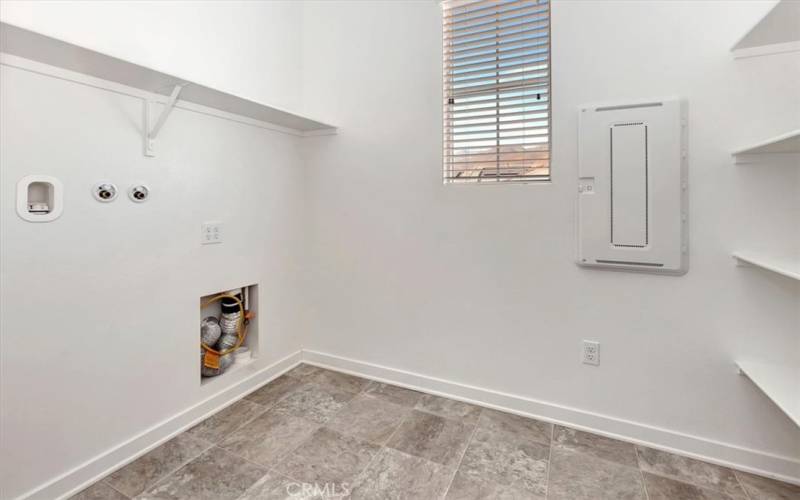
[582,340,600,366]
[201,222,223,245]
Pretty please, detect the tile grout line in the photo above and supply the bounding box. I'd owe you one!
[99,478,132,499]
[411,403,482,425]
[223,368,368,494]
[205,442,316,500]
[190,368,306,446]
[235,441,318,498]
[634,446,755,500]
[199,399,272,443]
[140,436,216,499]
[234,469,305,500]
[256,372,370,476]
[126,438,215,499]
[348,396,420,494]
[732,470,754,500]
[88,374,293,499]
[634,446,651,500]
[215,382,319,462]
[237,371,375,495]
[201,371,328,498]
[439,408,484,499]
[544,422,555,500]
[216,441,317,493]
[231,416,323,477]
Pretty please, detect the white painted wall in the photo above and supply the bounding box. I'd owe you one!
[0,63,306,498]
[0,4,309,496]
[1,1,799,497]
[300,0,800,474]
[0,0,305,112]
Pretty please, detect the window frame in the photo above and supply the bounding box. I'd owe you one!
[442,0,552,185]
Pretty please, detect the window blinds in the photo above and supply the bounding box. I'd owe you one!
[443,0,551,183]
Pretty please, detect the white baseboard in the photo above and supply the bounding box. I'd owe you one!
[18,350,302,500]
[302,350,800,485]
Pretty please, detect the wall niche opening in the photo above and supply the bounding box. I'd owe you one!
[16,175,63,222]
[199,284,258,385]
[27,181,54,214]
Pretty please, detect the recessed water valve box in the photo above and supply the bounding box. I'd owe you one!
[577,98,688,275]
[16,175,63,222]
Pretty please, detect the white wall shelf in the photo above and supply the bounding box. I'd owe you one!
[731,0,800,59]
[732,129,800,157]
[0,22,336,136]
[732,252,800,281]
[736,360,799,427]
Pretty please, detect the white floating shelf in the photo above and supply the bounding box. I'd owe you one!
[732,252,800,281]
[731,0,800,59]
[737,360,800,427]
[0,22,336,135]
[732,129,800,157]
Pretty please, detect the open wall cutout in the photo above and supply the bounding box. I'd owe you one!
[199,284,258,385]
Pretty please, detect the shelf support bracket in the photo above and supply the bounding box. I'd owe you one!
[144,84,186,157]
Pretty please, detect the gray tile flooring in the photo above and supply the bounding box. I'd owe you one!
[71,364,800,500]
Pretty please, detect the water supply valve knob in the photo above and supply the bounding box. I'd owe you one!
[129,185,150,203]
[93,182,118,202]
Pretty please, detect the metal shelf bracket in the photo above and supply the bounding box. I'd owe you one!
[143,84,186,157]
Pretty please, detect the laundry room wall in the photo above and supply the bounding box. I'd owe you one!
[299,0,800,480]
[0,14,308,500]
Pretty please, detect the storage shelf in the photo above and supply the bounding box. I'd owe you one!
[736,360,800,427]
[0,22,336,135]
[732,252,800,281]
[731,0,800,59]
[732,129,800,156]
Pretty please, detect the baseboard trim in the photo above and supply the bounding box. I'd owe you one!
[302,349,800,485]
[18,350,302,500]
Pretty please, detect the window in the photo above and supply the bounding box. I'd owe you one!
[443,0,551,183]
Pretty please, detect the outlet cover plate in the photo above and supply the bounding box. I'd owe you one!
[583,340,600,366]
[201,222,223,245]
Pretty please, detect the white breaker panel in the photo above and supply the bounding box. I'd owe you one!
[577,98,688,275]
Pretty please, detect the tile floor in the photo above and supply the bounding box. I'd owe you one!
[71,364,800,499]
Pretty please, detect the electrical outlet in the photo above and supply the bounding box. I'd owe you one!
[201,222,223,245]
[582,340,600,366]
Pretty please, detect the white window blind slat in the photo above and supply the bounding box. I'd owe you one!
[444,53,548,72]
[444,0,526,22]
[448,98,550,110]
[449,71,548,89]
[451,74,549,94]
[445,25,548,52]
[446,47,548,66]
[447,122,549,134]
[446,19,548,44]
[447,10,549,38]
[443,0,551,183]
[451,107,550,120]
[445,3,548,30]
[446,58,546,79]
